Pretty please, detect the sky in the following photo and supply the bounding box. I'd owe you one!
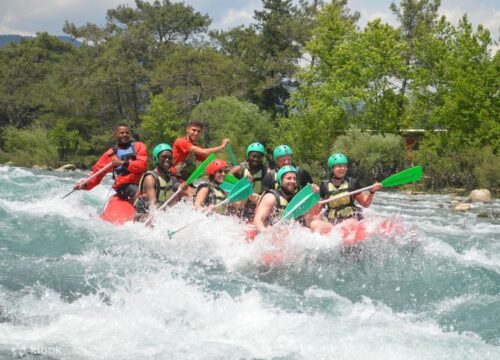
[0,0,498,51]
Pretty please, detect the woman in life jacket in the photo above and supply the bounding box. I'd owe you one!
[319,153,382,225]
[72,124,148,204]
[134,143,185,222]
[229,142,268,222]
[194,159,244,214]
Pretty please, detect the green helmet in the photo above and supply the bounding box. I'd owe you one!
[273,145,293,161]
[277,165,297,186]
[246,142,266,158]
[327,153,348,171]
[153,143,173,165]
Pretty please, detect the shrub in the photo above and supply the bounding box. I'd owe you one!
[473,146,500,190]
[2,126,59,167]
[413,133,477,190]
[331,129,406,185]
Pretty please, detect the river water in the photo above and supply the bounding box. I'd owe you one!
[0,165,499,359]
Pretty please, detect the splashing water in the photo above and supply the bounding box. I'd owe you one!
[0,165,499,359]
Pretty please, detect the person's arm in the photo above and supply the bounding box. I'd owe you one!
[142,174,158,206]
[306,183,323,217]
[229,164,243,178]
[253,193,276,232]
[194,186,209,209]
[189,138,229,157]
[75,149,114,190]
[355,182,382,207]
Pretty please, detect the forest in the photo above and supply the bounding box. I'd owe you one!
[0,0,498,191]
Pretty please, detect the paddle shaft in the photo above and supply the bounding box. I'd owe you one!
[168,178,252,238]
[226,144,238,166]
[144,155,216,226]
[62,162,115,199]
[318,184,376,205]
[168,199,226,237]
[143,186,184,226]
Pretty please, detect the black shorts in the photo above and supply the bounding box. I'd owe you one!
[115,183,139,202]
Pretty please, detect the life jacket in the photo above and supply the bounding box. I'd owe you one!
[260,188,292,226]
[195,182,227,214]
[323,178,361,223]
[113,142,136,176]
[138,171,175,206]
[240,161,266,195]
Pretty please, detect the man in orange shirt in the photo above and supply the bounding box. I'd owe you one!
[172,120,229,180]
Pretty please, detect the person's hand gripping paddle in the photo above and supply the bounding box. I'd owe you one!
[167,176,253,238]
[143,154,216,226]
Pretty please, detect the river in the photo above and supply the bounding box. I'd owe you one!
[0,165,499,359]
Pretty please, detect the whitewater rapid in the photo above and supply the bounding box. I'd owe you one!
[0,165,499,359]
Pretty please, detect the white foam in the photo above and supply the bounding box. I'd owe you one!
[1,272,498,359]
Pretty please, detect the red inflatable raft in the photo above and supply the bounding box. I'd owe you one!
[99,195,135,225]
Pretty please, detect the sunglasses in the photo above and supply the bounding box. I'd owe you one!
[216,168,227,174]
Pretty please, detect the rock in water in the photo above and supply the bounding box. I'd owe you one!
[56,164,76,172]
[468,189,491,203]
[454,203,470,212]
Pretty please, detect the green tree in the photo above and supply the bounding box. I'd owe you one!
[211,0,317,115]
[275,1,365,161]
[426,16,499,150]
[50,121,81,161]
[106,0,211,45]
[140,94,183,148]
[151,45,247,116]
[0,33,74,129]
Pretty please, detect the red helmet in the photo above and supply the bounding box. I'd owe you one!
[206,159,227,176]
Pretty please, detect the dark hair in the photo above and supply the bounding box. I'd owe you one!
[115,123,130,131]
[186,120,204,129]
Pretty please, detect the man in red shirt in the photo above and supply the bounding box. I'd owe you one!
[172,120,229,180]
[73,124,148,203]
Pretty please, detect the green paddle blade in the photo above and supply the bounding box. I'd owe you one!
[381,166,423,188]
[185,153,216,185]
[281,184,320,222]
[227,177,253,202]
[219,181,234,193]
[226,144,238,166]
[224,173,239,184]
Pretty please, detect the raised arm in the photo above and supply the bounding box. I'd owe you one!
[189,138,229,157]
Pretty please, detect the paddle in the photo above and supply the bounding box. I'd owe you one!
[167,177,253,238]
[62,162,115,199]
[280,184,320,222]
[319,165,423,205]
[143,153,216,226]
[219,182,234,192]
[226,144,238,166]
[219,173,239,192]
[224,173,239,184]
